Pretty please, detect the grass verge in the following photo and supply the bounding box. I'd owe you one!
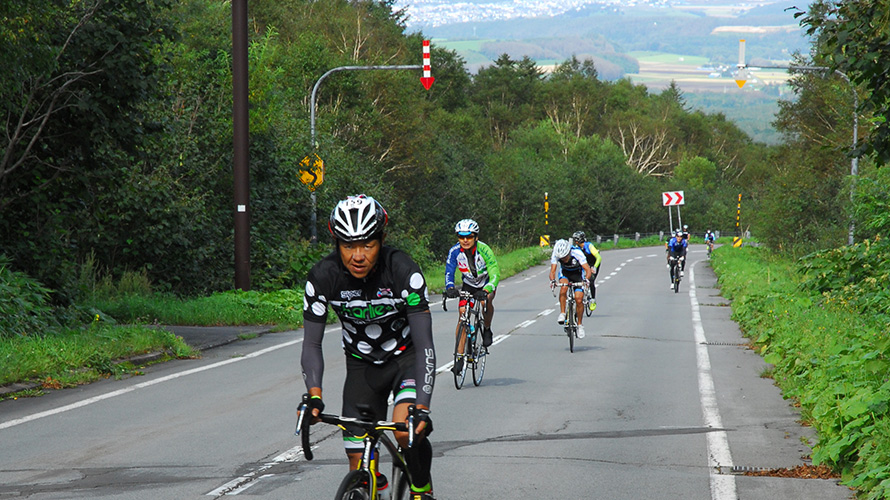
[1,323,196,399]
[712,245,890,499]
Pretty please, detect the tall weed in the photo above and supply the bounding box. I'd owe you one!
[0,255,59,338]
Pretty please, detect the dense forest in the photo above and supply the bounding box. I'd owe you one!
[0,0,879,299]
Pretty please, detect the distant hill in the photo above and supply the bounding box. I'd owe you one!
[402,0,808,144]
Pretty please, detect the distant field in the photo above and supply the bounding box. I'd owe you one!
[427,40,788,143]
[629,52,710,66]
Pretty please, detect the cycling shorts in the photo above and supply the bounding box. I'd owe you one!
[558,268,585,290]
[341,349,417,453]
[459,282,495,308]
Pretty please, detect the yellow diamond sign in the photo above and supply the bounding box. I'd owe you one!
[298,153,324,192]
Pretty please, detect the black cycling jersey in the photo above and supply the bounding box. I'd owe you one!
[303,246,430,364]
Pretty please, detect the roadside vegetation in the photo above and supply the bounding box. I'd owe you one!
[712,243,890,499]
[0,244,554,398]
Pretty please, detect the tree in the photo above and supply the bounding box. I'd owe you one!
[471,54,545,148]
[0,0,175,210]
[797,0,890,164]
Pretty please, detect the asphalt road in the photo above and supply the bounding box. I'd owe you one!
[0,245,854,499]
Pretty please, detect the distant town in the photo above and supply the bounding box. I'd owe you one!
[394,0,776,28]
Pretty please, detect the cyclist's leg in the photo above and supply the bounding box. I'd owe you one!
[573,287,585,325]
[483,288,495,330]
[589,266,599,300]
[342,356,392,469]
[389,354,433,495]
[482,288,495,346]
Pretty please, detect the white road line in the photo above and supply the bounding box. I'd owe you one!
[689,263,737,500]
[516,320,535,329]
[0,336,305,431]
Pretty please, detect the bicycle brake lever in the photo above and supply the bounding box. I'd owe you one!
[296,398,315,461]
[407,411,416,448]
[295,403,306,436]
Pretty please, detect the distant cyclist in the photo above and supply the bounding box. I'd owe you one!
[704,229,716,254]
[666,229,687,288]
[549,238,593,338]
[445,219,500,375]
[572,231,601,311]
[300,194,437,500]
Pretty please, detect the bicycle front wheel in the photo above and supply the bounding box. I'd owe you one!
[391,466,412,500]
[566,301,575,353]
[453,322,468,390]
[584,290,593,318]
[334,470,372,500]
[472,317,486,386]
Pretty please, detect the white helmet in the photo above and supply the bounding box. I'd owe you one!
[553,239,571,259]
[328,194,387,242]
[454,219,479,235]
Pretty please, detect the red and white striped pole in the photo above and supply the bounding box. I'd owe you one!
[420,40,435,90]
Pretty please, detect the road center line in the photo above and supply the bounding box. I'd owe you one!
[689,263,737,500]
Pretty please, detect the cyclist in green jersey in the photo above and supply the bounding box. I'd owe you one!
[444,219,500,374]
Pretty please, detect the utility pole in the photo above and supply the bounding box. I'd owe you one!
[232,0,250,290]
[308,65,422,243]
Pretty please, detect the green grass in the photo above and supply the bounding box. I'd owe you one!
[0,323,196,396]
[89,288,304,329]
[712,245,890,498]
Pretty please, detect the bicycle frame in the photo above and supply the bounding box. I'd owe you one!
[443,290,488,388]
[296,396,419,499]
[552,281,587,353]
[669,255,684,293]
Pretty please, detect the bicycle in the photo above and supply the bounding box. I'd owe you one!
[443,290,487,389]
[296,394,424,500]
[583,277,596,318]
[669,255,684,293]
[552,281,587,353]
[706,240,714,259]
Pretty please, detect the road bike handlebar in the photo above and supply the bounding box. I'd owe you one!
[442,289,485,312]
[550,281,589,295]
[296,395,417,460]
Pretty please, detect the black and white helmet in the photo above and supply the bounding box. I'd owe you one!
[553,239,571,259]
[328,194,387,242]
[572,231,586,245]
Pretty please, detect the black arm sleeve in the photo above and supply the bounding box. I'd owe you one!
[301,320,326,391]
[408,311,435,408]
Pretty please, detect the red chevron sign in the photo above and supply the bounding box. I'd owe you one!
[662,191,685,206]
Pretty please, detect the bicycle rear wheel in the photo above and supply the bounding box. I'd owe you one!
[471,317,486,386]
[453,322,468,390]
[334,469,372,500]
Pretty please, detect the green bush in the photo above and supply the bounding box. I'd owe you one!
[0,255,59,339]
[714,245,890,499]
